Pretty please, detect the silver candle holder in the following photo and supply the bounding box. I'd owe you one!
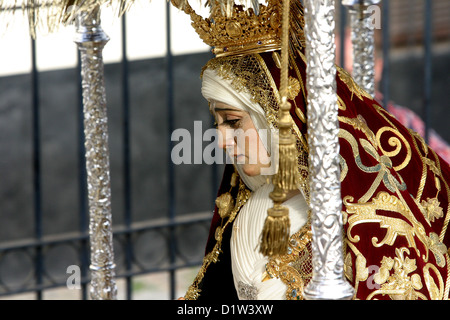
[303,0,355,300]
[74,6,118,300]
[342,0,381,97]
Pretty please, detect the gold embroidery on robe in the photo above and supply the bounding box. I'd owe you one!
[336,66,372,101]
[339,129,407,203]
[370,248,425,300]
[263,223,312,300]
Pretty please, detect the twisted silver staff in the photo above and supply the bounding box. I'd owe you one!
[303,0,354,300]
[342,0,381,97]
[74,6,118,300]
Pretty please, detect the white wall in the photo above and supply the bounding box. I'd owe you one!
[0,0,210,76]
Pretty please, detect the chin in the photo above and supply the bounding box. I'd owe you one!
[242,165,260,177]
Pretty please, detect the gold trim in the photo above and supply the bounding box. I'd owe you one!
[445,253,450,299]
[184,176,251,300]
[214,41,281,58]
[263,221,312,300]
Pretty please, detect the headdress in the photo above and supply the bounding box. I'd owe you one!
[171,0,305,58]
[172,0,308,258]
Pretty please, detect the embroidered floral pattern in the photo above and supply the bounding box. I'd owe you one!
[421,198,444,223]
[371,248,424,300]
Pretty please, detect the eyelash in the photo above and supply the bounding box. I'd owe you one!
[214,119,241,129]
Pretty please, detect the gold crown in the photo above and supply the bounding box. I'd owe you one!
[171,0,287,57]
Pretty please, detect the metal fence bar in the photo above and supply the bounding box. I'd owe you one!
[165,1,177,301]
[0,214,211,252]
[423,0,433,143]
[121,12,134,301]
[338,3,348,69]
[30,37,43,300]
[381,0,390,109]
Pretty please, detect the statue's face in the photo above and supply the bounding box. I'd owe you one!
[213,102,271,176]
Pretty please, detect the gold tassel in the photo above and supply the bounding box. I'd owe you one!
[260,205,291,256]
[260,0,300,258]
[260,129,298,257]
[273,133,299,191]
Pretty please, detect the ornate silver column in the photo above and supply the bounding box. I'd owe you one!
[303,0,354,300]
[74,7,118,300]
[342,0,381,97]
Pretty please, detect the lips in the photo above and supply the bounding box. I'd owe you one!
[225,148,246,164]
[234,154,245,164]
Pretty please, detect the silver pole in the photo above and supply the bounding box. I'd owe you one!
[74,6,118,300]
[342,0,381,97]
[303,0,354,300]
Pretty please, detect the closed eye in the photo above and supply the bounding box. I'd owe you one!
[220,119,241,128]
